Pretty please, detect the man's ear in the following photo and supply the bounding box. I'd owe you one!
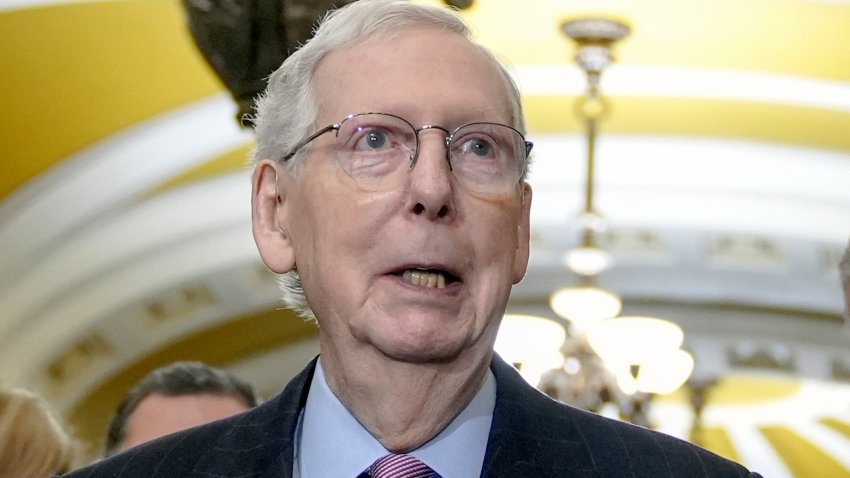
[252,159,296,273]
[512,182,533,284]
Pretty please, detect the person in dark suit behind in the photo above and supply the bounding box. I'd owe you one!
[103,361,258,456]
[65,1,762,476]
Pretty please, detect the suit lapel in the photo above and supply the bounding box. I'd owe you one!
[481,355,598,478]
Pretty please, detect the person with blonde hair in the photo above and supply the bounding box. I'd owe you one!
[0,387,75,478]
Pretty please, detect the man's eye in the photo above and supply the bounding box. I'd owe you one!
[460,137,494,158]
[355,129,390,151]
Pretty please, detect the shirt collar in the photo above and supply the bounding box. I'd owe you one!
[295,358,495,478]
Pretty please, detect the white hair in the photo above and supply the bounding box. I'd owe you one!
[251,0,529,320]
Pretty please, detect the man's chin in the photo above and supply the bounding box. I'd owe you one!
[376,339,468,365]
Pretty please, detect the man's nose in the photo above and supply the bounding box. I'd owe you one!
[406,131,454,220]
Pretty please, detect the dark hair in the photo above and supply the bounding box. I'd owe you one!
[104,361,258,456]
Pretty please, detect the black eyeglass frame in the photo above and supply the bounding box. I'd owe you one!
[280,112,534,173]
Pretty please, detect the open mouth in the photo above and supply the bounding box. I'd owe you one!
[396,268,460,289]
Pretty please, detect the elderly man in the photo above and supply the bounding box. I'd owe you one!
[66,1,761,476]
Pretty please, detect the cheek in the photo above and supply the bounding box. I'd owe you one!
[294,171,351,238]
[294,182,397,273]
[472,205,522,258]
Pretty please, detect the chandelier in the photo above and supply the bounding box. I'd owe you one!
[497,17,693,428]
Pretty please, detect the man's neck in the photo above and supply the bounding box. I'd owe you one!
[319,344,492,452]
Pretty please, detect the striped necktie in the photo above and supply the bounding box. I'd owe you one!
[366,454,440,478]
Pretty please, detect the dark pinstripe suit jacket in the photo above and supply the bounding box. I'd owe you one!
[65,355,761,477]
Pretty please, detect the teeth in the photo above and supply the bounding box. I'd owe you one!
[402,269,447,289]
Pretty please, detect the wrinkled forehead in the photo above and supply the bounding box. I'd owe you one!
[311,27,515,126]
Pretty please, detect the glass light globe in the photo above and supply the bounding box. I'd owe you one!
[586,317,694,395]
[586,316,684,364]
[549,286,622,326]
[563,246,613,276]
[495,315,566,385]
[633,349,694,395]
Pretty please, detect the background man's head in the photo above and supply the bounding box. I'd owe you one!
[104,361,257,456]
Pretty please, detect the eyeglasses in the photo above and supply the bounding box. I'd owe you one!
[281,112,533,195]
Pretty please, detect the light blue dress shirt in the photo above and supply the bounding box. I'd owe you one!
[293,359,496,478]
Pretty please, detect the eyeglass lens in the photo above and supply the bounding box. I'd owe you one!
[334,113,525,194]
